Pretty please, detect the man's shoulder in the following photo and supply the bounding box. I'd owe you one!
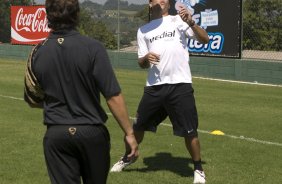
[138,19,162,34]
[139,22,151,30]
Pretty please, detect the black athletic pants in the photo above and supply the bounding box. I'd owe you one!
[43,124,110,184]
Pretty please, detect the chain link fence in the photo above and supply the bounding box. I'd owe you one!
[1,0,281,61]
[82,0,281,61]
[242,0,282,61]
[80,0,148,52]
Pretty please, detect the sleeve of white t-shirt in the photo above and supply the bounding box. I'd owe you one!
[137,28,148,59]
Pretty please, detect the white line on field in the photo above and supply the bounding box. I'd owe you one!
[1,94,281,147]
[0,94,24,101]
[193,76,282,88]
[160,123,282,147]
[106,113,282,147]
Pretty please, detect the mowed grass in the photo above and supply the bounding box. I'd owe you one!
[0,59,281,184]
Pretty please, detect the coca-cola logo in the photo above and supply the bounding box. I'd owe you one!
[15,7,49,33]
[11,6,51,45]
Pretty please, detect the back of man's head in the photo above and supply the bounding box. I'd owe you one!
[45,0,80,31]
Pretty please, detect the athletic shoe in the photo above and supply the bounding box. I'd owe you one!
[193,170,206,184]
[110,156,137,172]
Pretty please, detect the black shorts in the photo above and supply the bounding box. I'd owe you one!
[43,124,110,184]
[134,83,198,137]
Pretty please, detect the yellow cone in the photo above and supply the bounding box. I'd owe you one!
[210,130,225,135]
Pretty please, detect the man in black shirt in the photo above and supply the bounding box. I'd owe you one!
[24,0,138,183]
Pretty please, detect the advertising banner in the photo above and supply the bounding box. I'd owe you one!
[169,0,242,58]
[11,6,50,45]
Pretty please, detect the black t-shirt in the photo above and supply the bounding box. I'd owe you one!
[32,29,121,125]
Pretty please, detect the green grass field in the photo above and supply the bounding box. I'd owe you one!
[0,59,282,184]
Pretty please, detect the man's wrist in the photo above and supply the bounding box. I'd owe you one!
[143,58,150,67]
[138,57,150,68]
[187,20,195,27]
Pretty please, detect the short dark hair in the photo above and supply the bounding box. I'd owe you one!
[45,0,80,30]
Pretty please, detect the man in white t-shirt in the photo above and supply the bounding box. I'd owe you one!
[111,0,209,183]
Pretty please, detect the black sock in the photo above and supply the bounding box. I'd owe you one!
[193,160,203,171]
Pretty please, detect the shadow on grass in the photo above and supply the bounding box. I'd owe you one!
[125,152,206,177]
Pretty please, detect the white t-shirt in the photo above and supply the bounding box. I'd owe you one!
[137,15,196,86]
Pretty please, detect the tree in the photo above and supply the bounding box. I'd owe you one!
[243,0,282,51]
[0,0,32,43]
[134,5,149,22]
[104,0,129,10]
[78,8,117,49]
[80,0,147,49]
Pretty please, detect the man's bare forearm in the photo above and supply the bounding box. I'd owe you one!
[106,93,134,136]
[190,24,209,44]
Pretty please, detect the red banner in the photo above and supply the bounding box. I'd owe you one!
[11,6,50,45]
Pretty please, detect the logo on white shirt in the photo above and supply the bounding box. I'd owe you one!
[149,30,176,43]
